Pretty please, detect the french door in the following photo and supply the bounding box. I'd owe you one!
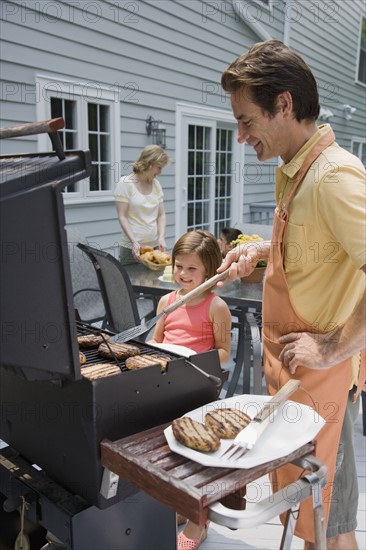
[175,104,242,238]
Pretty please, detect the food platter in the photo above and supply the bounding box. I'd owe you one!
[140,257,171,271]
[139,249,171,271]
[164,394,325,469]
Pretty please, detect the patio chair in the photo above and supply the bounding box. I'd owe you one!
[66,227,106,326]
[77,243,154,338]
[226,309,264,397]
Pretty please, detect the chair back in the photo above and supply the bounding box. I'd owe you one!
[66,228,105,324]
[77,243,140,333]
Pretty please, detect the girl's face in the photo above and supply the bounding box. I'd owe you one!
[173,252,207,291]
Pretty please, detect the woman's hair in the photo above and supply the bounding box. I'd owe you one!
[221,227,242,244]
[221,39,320,122]
[132,145,171,174]
[172,230,222,279]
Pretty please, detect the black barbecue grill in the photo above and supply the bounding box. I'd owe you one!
[0,120,226,549]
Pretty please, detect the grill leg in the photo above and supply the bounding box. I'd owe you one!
[279,504,300,550]
[309,478,326,549]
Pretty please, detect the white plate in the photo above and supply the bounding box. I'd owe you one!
[164,394,325,469]
[147,342,196,357]
[157,275,176,283]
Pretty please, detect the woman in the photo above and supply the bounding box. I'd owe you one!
[115,145,171,264]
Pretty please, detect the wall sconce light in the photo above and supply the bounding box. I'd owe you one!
[343,104,356,121]
[319,107,334,121]
[146,116,166,149]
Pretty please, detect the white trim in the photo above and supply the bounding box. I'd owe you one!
[351,137,366,163]
[355,16,366,87]
[231,0,272,41]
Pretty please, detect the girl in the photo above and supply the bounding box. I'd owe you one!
[150,230,232,550]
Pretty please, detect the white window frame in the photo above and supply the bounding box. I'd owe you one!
[36,74,120,203]
[175,103,243,239]
[356,15,366,87]
[351,137,366,166]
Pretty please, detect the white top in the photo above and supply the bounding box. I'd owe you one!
[115,174,164,248]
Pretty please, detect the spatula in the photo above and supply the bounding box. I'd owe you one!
[111,268,230,344]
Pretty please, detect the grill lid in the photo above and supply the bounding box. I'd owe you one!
[0,120,91,380]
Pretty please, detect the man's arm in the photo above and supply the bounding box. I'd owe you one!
[156,202,167,251]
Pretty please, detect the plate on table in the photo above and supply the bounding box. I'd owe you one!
[147,342,196,358]
[157,275,176,283]
[164,394,325,469]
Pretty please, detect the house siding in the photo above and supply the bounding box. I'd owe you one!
[1,0,365,250]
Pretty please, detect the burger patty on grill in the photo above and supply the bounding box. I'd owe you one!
[77,333,110,349]
[125,353,168,372]
[98,341,141,360]
[81,363,121,380]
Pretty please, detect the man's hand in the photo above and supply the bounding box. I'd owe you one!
[217,242,266,283]
[278,330,340,374]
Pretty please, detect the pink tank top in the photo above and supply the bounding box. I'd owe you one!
[162,291,216,353]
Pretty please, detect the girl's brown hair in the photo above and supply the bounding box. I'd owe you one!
[172,230,222,279]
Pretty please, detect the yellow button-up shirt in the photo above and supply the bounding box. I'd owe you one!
[276,124,366,385]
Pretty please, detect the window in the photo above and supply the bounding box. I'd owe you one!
[352,139,366,166]
[187,125,211,231]
[357,16,366,85]
[186,124,234,236]
[36,75,120,200]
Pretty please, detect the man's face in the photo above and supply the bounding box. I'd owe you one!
[230,89,290,162]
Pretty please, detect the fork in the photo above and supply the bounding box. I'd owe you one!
[219,379,301,462]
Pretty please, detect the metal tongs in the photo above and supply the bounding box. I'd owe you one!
[112,268,231,343]
[219,379,301,461]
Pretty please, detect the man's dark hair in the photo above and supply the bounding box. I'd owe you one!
[221,40,320,122]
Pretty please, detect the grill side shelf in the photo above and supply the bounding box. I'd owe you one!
[101,425,315,525]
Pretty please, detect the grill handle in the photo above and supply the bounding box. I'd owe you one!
[0,118,66,160]
[184,359,222,388]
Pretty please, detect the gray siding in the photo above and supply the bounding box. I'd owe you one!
[1,0,365,249]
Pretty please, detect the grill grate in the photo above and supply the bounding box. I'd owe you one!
[76,321,175,374]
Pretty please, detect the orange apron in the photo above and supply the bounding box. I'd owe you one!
[262,127,365,542]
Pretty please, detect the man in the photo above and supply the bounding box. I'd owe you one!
[219,40,365,549]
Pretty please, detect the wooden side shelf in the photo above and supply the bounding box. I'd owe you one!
[101,423,315,525]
